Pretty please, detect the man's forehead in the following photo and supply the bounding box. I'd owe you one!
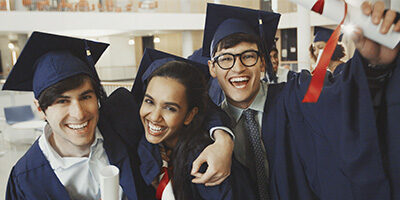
[216,42,259,55]
[60,79,95,96]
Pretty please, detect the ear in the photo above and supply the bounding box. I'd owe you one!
[260,57,266,73]
[208,60,217,78]
[184,107,199,126]
[33,99,46,120]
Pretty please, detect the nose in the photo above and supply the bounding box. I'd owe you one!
[231,56,246,73]
[69,101,85,120]
[149,107,162,122]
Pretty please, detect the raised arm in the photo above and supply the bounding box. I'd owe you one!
[353,1,400,65]
[191,97,235,186]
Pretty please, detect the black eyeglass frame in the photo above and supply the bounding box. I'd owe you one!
[212,49,260,70]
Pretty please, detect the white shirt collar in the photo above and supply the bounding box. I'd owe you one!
[221,81,268,122]
[38,124,104,170]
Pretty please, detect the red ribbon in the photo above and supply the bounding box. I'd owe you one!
[311,0,324,14]
[302,1,348,103]
[156,167,170,200]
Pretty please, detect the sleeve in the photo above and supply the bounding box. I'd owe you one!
[204,96,234,140]
[6,168,25,200]
[190,161,233,200]
[266,51,392,199]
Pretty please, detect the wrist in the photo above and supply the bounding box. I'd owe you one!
[213,130,234,150]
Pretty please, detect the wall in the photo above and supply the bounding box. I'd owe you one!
[92,35,137,81]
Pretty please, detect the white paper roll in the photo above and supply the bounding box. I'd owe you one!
[290,0,400,49]
[100,165,120,200]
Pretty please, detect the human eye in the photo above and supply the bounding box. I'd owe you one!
[81,94,93,100]
[55,99,69,104]
[165,106,177,112]
[242,52,257,60]
[143,98,154,105]
[218,55,233,62]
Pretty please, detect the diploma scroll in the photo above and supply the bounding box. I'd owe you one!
[290,0,400,49]
[100,165,120,200]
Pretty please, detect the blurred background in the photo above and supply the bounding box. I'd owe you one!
[0,0,398,198]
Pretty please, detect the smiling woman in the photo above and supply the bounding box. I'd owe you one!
[140,60,210,199]
[131,58,256,200]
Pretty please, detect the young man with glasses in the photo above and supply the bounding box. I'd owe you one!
[198,2,400,200]
[198,4,281,200]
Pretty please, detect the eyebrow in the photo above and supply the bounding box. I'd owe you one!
[144,94,181,109]
[57,89,95,99]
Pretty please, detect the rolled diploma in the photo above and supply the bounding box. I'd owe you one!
[290,0,400,49]
[100,165,120,200]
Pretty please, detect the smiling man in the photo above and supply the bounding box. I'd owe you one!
[201,4,281,200]
[202,2,400,200]
[4,32,140,200]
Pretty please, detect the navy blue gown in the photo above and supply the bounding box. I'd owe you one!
[263,51,400,199]
[6,100,143,200]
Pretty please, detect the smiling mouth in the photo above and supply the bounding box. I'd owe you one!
[66,121,88,130]
[229,77,250,89]
[147,121,167,136]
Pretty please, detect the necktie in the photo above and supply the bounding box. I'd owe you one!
[243,109,269,200]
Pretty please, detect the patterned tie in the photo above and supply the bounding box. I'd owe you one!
[242,109,269,200]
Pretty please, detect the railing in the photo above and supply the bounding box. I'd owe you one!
[101,80,133,96]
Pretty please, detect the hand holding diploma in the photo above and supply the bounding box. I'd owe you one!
[100,165,120,200]
[290,0,400,49]
[352,1,400,65]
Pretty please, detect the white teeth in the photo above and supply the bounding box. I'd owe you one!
[230,77,249,83]
[67,122,88,130]
[234,85,246,89]
[148,122,165,132]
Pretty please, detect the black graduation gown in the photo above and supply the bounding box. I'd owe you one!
[264,51,400,199]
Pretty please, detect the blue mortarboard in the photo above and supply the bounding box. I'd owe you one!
[187,48,209,65]
[2,31,109,99]
[202,3,280,58]
[202,3,280,82]
[187,48,225,105]
[314,26,343,42]
[131,48,210,103]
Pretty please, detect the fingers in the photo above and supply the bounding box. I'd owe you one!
[204,173,230,186]
[381,10,397,33]
[394,14,400,32]
[191,155,206,175]
[191,167,215,184]
[361,1,372,16]
[371,1,385,25]
[350,27,364,44]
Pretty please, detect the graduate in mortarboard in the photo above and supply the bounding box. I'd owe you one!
[200,1,400,200]
[4,31,143,200]
[199,3,281,200]
[309,27,346,75]
[106,48,256,199]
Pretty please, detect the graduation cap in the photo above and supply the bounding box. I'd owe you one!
[131,48,210,103]
[314,26,343,42]
[201,3,280,82]
[187,48,209,65]
[187,48,225,106]
[2,31,109,99]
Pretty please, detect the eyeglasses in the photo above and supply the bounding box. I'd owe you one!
[212,50,260,70]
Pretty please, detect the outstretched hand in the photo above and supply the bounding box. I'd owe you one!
[352,1,400,65]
